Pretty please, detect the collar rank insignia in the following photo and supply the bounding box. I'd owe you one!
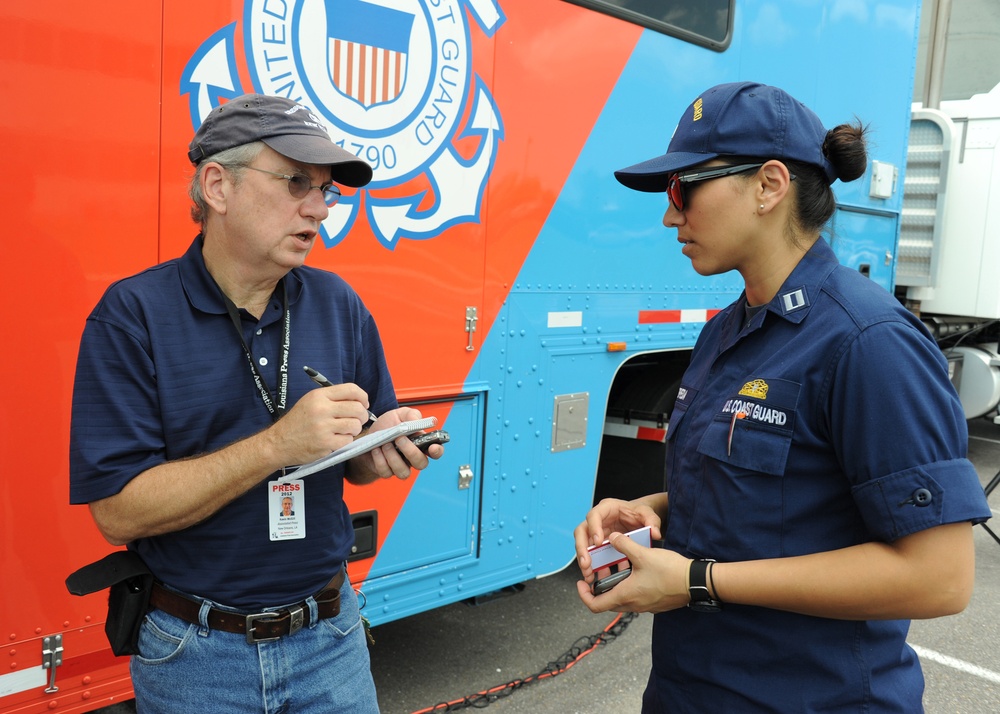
[779,287,809,315]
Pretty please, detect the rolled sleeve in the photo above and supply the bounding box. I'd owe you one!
[852,459,991,541]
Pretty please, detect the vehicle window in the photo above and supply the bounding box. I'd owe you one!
[565,0,733,50]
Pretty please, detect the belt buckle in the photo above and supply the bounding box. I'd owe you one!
[245,613,282,645]
[287,605,304,636]
[244,606,305,644]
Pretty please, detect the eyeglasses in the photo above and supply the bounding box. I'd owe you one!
[243,166,342,206]
[666,163,765,212]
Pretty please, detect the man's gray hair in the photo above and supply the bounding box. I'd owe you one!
[188,142,266,226]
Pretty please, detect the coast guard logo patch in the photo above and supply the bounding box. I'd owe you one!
[721,377,800,433]
[181,0,506,248]
[738,379,768,400]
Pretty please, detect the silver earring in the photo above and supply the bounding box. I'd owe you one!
[759,204,765,210]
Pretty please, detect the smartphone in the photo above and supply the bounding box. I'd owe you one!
[592,568,632,596]
[408,430,450,451]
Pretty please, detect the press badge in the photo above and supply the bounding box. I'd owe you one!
[269,479,306,541]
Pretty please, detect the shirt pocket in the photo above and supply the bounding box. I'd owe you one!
[696,378,799,476]
[686,379,800,559]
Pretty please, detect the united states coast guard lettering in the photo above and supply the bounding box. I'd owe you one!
[721,399,788,426]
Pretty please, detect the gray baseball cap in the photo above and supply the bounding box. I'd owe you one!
[187,94,373,188]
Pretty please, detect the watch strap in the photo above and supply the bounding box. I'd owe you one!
[688,558,722,611]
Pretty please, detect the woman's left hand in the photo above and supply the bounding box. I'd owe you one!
[576,532,691,614]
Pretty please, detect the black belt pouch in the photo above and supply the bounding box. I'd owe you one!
[66,551,153,656]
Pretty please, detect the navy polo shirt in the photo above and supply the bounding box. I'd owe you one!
[647,239,991,713]
[70,237,397,609]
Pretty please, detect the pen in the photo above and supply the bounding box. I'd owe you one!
[727,410,746,456]
[303,365,378,428]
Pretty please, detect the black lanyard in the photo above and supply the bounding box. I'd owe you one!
[218,281,290,422]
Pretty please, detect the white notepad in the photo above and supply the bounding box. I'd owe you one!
[278,417,437,481]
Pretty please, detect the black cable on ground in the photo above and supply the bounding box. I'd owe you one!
[410,611,639,713]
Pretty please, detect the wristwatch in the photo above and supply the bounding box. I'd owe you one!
[688,558,722,612]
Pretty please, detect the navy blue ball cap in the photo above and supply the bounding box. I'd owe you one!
[187,93,373,188]
[615,82,837,192]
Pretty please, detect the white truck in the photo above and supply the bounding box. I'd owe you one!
[898,0,1000,423]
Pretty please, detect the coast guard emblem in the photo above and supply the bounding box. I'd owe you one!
[181,0,505,248]
[738,379,769,400]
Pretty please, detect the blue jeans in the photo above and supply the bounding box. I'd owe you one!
[131,574,378,714]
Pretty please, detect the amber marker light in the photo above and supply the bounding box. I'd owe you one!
[607,342,627,352]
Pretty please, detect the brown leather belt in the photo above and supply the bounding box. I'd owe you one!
[149,569,345,644]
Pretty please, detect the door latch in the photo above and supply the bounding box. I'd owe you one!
[465,307,478,351]
[42,634,63,693]
[458,464,473,490]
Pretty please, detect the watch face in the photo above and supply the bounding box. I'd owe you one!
[688,599,723,612]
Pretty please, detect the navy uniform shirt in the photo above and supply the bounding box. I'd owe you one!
[647,239,991,713]
[70,237,397,609]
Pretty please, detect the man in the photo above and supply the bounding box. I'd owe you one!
[69,93,442,713]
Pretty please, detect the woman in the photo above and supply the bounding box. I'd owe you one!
[574,82,991,713]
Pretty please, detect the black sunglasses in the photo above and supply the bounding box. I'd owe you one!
[666,163,765,211]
